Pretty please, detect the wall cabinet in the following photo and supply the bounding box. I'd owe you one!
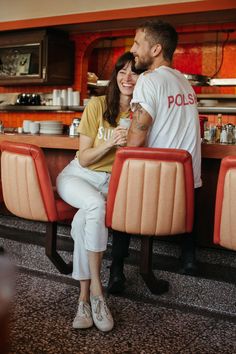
[0,29,74,85]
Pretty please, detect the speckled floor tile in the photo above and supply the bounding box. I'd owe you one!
[1,236,236,319]
[178,319,236,354]
[122,264,236,317]
[8,269,230,354]
[0,237,73,275]
[0,229,235,354]
[12,271,79,313]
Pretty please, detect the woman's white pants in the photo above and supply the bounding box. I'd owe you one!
[56,159,110,280]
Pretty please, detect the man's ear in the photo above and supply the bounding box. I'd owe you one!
[152,43,162,57]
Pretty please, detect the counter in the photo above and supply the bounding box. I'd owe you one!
[201,141,236,159]
[0,133,79,150]
[1,133,234,158]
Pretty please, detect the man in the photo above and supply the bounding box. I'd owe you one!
[108,20,202,294]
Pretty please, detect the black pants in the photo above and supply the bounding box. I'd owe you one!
[111,230,131,260]
[111,188,201,263]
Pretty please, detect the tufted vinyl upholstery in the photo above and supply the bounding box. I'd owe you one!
[106,147,194,236]
[1,141,76,222]
[0,141,77,274]
[214,156,236,251]
[2,151,49,221]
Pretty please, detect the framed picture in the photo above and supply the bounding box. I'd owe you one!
[16,53,31,76]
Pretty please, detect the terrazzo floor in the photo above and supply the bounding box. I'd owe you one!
[0,215,236,354]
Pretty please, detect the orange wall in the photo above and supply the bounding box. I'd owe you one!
[0,25,236,128]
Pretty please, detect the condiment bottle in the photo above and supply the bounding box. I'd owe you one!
[69,123,75,136]
[215,114,223,143]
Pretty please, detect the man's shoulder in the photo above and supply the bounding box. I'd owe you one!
[143,69,154,76]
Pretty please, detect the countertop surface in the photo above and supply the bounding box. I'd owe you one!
[0,133,80,150]
[1,133,236,159]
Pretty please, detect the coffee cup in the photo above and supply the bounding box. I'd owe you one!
[119,117,131,129]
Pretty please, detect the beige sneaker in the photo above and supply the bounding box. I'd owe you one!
[90,295,114,332]
[72,301,93,329]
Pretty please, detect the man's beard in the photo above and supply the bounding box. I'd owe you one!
[135,56,153,70]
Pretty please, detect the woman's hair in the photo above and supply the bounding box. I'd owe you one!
[138,20,178,62]
[103,51,142,126]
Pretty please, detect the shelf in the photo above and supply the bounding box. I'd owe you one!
[197,94,236,99]
[198,106,236,114]
[0,105,85,112]
[1,104,236,114]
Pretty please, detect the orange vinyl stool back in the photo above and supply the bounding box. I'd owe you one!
[106,147,195,294]
[214,155,236,251]
[0,141,77,274]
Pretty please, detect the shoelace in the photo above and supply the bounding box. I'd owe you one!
[93,298,109,321]
[78,302,90,318]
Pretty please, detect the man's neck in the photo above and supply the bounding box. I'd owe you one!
[149,58,171,71]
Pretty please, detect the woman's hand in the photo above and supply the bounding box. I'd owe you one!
[79,127,128,167]
[107,126,128,148]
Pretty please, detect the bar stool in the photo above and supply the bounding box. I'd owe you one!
[0,141,77,274]
[214,155,236,251]
[106,147,195,294]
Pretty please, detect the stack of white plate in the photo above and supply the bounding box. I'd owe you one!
[39,121,63,135]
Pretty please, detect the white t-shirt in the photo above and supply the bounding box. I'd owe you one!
[131,66,202,188]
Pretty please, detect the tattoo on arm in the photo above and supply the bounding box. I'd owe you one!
[132,103,150,131]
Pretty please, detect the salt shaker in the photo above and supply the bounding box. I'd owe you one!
[220,126,227,143]
[226,124,234,144]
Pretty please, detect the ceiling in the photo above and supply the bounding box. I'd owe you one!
[54,9,236,39]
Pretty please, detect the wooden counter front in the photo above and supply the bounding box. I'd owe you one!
[202,142,236,159]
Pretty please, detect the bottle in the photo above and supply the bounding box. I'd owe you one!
[72,118,80,136]
[69,123,75,136]
[215,114,223,143]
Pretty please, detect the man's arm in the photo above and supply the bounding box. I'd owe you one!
[127,103,153,146]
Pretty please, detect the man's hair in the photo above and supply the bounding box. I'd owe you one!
[137,20,178,62]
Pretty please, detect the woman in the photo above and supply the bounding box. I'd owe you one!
[56,52,142,332]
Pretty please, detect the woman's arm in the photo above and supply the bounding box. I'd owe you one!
[79,126,128,167]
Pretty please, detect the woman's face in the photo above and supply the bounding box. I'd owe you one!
[117,62,139,97]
